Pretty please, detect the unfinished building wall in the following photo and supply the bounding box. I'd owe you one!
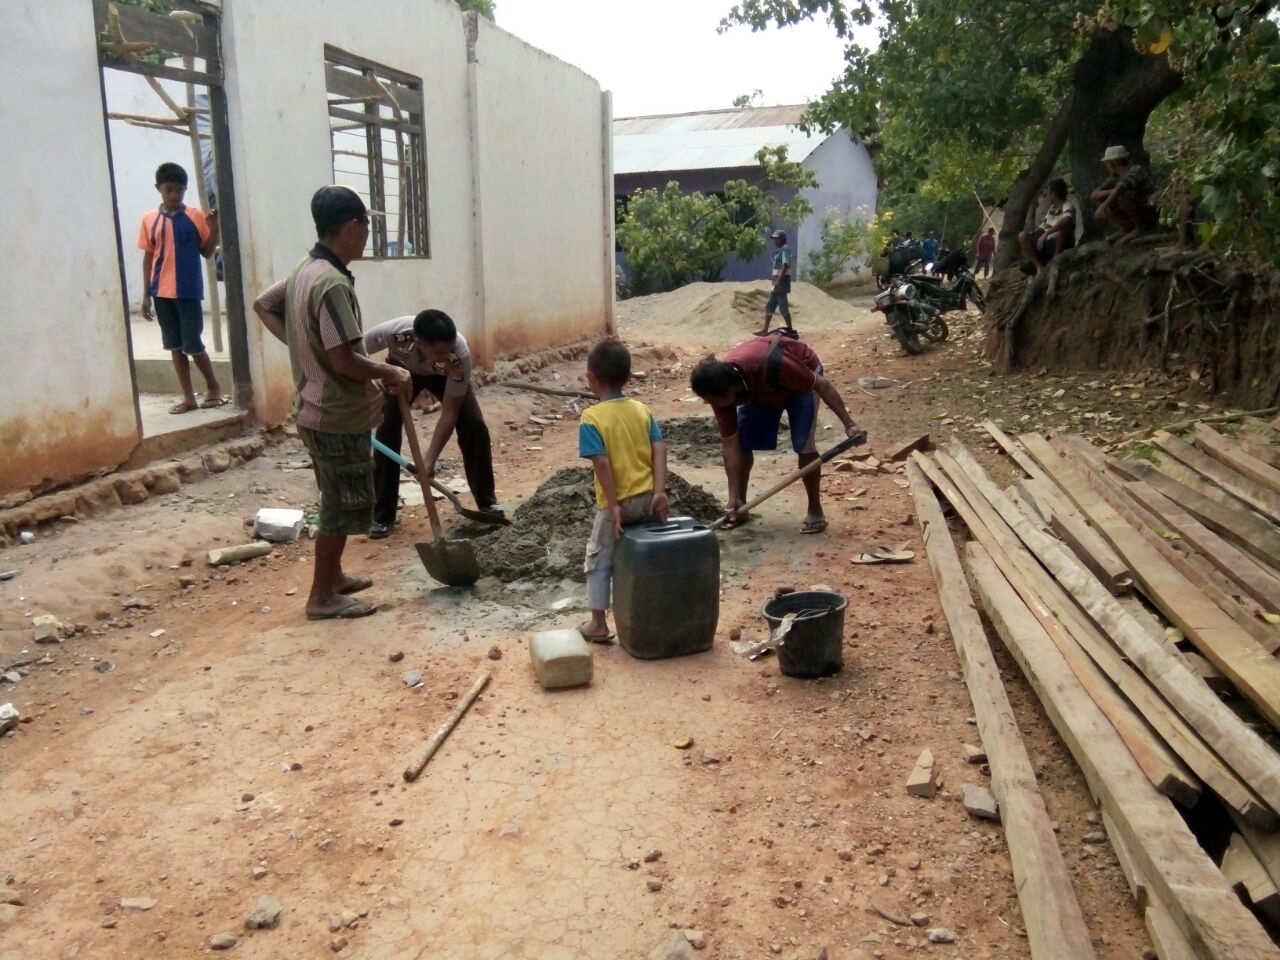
[472,16,613,358]
[219,0,481,425]
[0,1,141,494]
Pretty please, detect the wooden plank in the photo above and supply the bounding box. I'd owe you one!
[100,52,221,86]
[1050,443,1280,656]
[1222,833,1280,924]
[1021,477,1134,594]
[960,439,1280,812]
[1017,434,1280,731]
[904,461,1098,960]
[965,539,1280,959]
[1155,432,1280,525]
[1127,483,1280,614]
[1105,810,1200,960]
[1195,424,1280,498]
[916,454,1207,811]
[94,0,219,62]
[323,62,424,115]
[983,420,1053,483]
[1128,459,1280,575]
[1228,809,1280,901]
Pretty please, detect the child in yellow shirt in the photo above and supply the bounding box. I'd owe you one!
[578,339,669,641]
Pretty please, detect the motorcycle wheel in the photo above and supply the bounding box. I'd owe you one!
[969,285,988,313]
[891,321,924,355]
[923,316,949,342]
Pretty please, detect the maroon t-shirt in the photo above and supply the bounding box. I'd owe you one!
[713,336,821,438]
[977,233,996,258]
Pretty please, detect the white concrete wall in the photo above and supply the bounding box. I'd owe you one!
[795,131,879,280]
[220,0,481,423]
[472,17,612,355]
[0,1,140,493]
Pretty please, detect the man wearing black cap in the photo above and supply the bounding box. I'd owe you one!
[756,229,795,338]
[253,185,412,620]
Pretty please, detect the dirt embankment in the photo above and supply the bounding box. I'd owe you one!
[470,467,721,583]
[986,237,1280,409]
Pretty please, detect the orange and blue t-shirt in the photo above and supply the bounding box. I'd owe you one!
[137,204,211,300]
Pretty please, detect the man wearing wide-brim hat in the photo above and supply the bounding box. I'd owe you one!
[1090,145,1159,242]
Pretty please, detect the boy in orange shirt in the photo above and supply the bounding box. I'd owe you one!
[138,162,224,413]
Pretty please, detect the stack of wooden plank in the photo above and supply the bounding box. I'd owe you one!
[906,416,1280,959]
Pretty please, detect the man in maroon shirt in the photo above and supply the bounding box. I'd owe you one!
[690,334,865,533]
[975,227,996,278]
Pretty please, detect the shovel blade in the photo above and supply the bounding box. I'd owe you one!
[415,538,481,587]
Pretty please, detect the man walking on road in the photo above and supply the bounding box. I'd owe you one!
[363,309,501,538]
[253,186,411,620]
[756,229,795,338]
[691,333,866,534]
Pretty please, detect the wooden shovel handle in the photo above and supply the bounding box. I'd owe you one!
[710,433,865,530]
[398,396,444,539]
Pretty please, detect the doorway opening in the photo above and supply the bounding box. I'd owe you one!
[95,0,251,444]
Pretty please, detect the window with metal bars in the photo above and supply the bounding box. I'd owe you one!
[325,45,430,259]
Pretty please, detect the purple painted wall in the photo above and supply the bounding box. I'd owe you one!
[614,131,878,291]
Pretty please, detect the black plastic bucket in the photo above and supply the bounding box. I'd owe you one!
[760,591,847,678]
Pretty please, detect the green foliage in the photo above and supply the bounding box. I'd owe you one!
[805,206,890,286]
[455,0,498,20]
[733,89,765,108]
[722,0,1280,263]
[616,147,818,293]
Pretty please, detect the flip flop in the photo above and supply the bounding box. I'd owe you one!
[169,401,196,415]
[337,575,374,595]
[851,545,916,564]
[200,396,231,408]
[306,597,377,620]
[577,621,615,644]
[720,512,752,531]
[800,517,829,535]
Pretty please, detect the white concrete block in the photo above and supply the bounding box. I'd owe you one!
[529,629,593,690]
[252,508,306,543]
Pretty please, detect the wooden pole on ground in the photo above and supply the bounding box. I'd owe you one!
[905,460,1097,960]
[403,671,490,782]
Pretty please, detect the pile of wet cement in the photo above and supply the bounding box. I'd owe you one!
[471,467,721,583]
[661,416,723,466]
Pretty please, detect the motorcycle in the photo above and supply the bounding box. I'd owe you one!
[871,280,949,355]
[905,265,987,314]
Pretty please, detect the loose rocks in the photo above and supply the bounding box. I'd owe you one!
[209,932,237,950]
[648,931,698,960]
[962,784,999,821]
[927,928,957,943]
[244,894,282,929]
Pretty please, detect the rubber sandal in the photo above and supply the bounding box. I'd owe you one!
[169,401,196,415]
[577,620,615,644]
[200,396,230,408]
[800,517,829,535]
[720,512,752,531]
[306,597,377,620]
[851,545,916,564]
[337,575,374,595]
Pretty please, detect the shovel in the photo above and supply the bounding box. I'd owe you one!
[709,433,866,531]
[371,436,510,527]
[398,396,482,587]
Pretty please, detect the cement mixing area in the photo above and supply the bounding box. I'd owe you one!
[4,280,1280,959]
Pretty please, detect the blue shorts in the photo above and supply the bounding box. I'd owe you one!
[737,390,818,455]
[766,289,790,318]
[153,297,206,355]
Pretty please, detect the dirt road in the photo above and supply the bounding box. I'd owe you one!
[0,286,1148,958]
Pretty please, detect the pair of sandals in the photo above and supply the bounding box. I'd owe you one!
[169,396,230,415]
[721,513,829,535]
[305,575,376,620]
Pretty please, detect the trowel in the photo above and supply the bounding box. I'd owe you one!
[398,397,482,587]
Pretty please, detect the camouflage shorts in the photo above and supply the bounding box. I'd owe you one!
[300,427,374,537]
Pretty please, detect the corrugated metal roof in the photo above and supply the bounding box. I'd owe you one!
[613,105,828,175]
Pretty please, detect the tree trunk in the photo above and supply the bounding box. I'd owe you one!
[1068,29,1181,241]
[993,93,1073,274]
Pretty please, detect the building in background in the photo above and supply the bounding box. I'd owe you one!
[0,0,614,496]
[613,105,876,286]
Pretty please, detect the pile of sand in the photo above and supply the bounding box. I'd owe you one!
[471,467,721,584]
[617,281,864,345]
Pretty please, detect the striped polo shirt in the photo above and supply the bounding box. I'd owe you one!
[137,204,210,300]
[256,249,382,434]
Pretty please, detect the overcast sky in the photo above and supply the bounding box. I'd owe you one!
[496,0,869,117]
